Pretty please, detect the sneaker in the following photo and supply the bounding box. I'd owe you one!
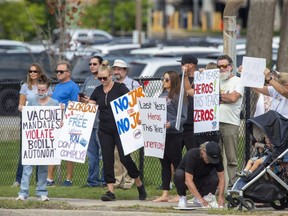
[137,184,147,200]
[47,180,55,187]
[39,195,49,201]
[62,180,72,186]
[244,170,252,177]
[188,197,202,207]
[101,191,116,201]
[11,181,20,187]
[178,196,187,208]
[15,195,26,201]
[236,171,245,177]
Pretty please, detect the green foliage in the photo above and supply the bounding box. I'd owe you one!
[0,1,47,40]
[81,0,150,34]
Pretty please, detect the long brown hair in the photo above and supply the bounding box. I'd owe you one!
[163,70,181,99]
[27,63,45,90]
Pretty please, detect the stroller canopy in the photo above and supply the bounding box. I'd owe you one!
[247,110,288,147]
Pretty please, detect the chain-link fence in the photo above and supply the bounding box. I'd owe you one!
[0,78,256,186]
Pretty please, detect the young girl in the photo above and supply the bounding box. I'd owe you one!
[16,75,59,201]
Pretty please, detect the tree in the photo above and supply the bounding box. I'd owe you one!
[277,0,288,72]
[246,0,277,67]
[81,0,150,36]
[0,1,46,40]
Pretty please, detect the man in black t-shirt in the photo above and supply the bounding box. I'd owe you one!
[174,141,225,208]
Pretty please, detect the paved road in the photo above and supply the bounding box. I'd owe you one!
[0,197,287,216]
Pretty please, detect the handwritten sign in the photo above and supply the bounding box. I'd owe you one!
[138,97,166,159]
[111,87,145,155]
[240,57,266,88]
[22,106,62,165]
[55,102,97,163]
[194,69,220,133]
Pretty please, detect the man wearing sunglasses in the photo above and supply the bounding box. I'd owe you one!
[47,61,79,187]
[112,59,140,190]
[217,55,244,190]
[79,56,106,188]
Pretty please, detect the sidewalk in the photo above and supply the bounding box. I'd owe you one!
[0,197,285,216]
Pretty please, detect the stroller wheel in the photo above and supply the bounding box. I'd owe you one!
[227,198,240,210]
[239,198,255,211]
[271,197,288,210]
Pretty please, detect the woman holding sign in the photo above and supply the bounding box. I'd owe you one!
[89,60,147,202]
[153,70,187,202]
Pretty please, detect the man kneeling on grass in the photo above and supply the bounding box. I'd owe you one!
[174,141,225,208]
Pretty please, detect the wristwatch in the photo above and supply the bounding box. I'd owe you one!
[265,77,273,84]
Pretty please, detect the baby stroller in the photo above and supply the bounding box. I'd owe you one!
[226,110,288,211]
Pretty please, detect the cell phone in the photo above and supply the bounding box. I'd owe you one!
[78,92,85,98]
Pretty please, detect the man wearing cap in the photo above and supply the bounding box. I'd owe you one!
[173,141,225,208]
[112,59,140,189]
[178,54,219,150]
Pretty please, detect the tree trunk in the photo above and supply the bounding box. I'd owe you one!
[277,0,288,72]
[246,0,277,67]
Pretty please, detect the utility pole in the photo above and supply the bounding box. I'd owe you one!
[136,0,142,45]
[223,0,244,72]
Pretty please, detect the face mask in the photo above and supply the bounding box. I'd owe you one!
[36,92,48,99]
[220,71,230,80]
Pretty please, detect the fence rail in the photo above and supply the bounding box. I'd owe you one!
[0,78,255,186]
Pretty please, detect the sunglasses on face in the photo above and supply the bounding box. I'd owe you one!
[89,63,98,66]
[217,64,230,69]
[98,76,108,81]
[55,70,68,74]
[29,70,38,74]
[162,77,170,83]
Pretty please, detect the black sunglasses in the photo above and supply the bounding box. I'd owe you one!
[98,77,108,81]
[29,70,38,74]
[162,77,170,83]
[55,70,68,74]
[89,63,98,66]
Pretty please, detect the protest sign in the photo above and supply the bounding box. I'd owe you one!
[111,87,145,155]
[175,71,185,130]
[22,106,62,165]
[194,69,220,133]
[138,97,166,159]
[55,101,97,163]
[240,57,266,88]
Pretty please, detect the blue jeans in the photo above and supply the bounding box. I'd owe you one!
[19,165,48,198]
[87,128,105,186]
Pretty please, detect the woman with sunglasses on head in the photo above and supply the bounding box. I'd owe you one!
[12,63,52,188]
[153,70,187,202]
[89,60,147,202]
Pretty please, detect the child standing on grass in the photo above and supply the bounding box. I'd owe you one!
[16,75,59,201]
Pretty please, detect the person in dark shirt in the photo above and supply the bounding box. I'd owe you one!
[174,141,225,208]
[89,60,147,201]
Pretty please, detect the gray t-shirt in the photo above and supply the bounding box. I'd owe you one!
[28,97,59,106]
[81,74,101,129]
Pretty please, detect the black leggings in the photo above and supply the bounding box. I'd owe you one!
[174,169,219,196]
[160,133,183,191]
[98,129,140,184]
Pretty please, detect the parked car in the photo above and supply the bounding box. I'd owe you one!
[0,50,58,115]
[0,40,31,51]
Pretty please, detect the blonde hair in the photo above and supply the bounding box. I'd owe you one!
[276,72,288,85]
[205,62,218,70]
[99,60,111,74]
